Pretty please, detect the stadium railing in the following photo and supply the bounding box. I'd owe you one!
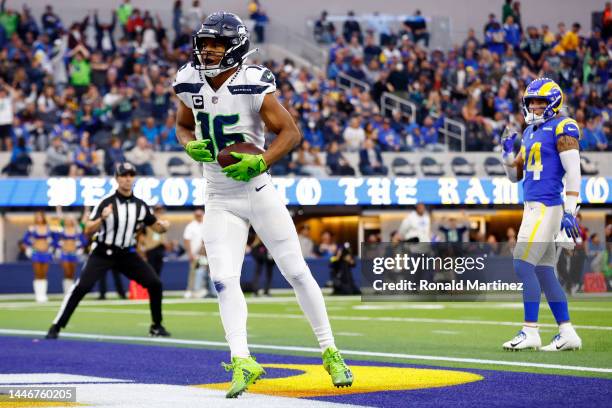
[266,21,328,68]
[434,114,466,152]
[305,13,452,50]
[338,71,465,151]
[380,92,417,129]
[337,71,371,92]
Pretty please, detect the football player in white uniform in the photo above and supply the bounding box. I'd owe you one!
[173,12,353,398]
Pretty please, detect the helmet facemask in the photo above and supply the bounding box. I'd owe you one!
[523,96,557,125]
[521,78,563,126]
[193,35,229,77]
[192,23,251,78]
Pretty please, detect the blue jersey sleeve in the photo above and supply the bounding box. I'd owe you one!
[519,127,529,159]
[554,118,581,141]
[51,231,61,251]
[79,233,88,249]
[22,227,33,246]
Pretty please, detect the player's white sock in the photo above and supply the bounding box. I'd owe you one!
[286,271,335,352]
[559,322,577,337]
[522,324,539,336]
[63,279,74,295]
[216,276,250,358]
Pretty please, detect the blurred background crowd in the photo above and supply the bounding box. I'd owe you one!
[0,0,610,178]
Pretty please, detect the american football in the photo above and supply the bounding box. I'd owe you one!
[217,142,265,167]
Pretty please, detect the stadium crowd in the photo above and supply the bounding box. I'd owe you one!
[314,2,612,154]
[0,0,610,178]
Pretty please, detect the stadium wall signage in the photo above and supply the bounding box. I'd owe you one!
[0,177,610,207]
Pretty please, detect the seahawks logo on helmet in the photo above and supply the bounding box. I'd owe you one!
[192,12,255,78]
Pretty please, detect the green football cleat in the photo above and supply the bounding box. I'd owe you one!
[322,346,354,388]
[221,356,265,398]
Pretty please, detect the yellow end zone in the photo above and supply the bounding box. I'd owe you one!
[0,399,82,408]
[197,363,483,398]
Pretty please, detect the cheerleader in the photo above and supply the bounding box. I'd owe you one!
[23,211,54,302]
[55,215,87,294]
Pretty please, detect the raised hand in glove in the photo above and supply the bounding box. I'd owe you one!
[561,207,581,241]
[222,152,267,182]
[500,128,518,165]
[185,140,214,162]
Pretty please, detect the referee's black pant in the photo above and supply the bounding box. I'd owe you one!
[54,247,163,328]
[146,245,166,277]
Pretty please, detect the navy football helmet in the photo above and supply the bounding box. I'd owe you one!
[192,12,253,77]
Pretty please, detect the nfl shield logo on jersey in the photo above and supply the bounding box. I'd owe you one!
[192,95,204,109]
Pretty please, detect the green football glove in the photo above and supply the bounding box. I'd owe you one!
[222,152,267,182]
[185,140,214,162]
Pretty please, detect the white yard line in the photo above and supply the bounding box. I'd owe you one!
[0,297,298,308]
[6,306,612,332]
[353,303,612,312]
[0,295,359,308]
[432,330,460,335]
[2,298,609,313]
[1,328,610,374]
[335,332,364,337]
[0,377,363,408]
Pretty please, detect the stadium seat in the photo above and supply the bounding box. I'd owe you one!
[420,156,445,177]
[484,156,506,176]
[451,156,475,176]
[580,156,599,176]
[391,157,416,176]
[167,157,192,177]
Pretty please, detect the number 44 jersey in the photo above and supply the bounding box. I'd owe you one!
[520,116,581,206]
[172,63,276,190]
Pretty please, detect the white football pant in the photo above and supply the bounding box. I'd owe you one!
[203,173,335,357]
[513,202,563,267]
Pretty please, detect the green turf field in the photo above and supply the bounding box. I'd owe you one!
[1,295,611,379]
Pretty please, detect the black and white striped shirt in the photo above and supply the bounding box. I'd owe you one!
[89,191,156,250]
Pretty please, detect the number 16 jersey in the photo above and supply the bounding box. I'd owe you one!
[172,63,276,191]
[520,116,580,206]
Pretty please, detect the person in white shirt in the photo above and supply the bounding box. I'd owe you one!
[342,116,366,152]
[0,81,14,151]
[181,0,204,31]
[298,224,315,258]
[398,203,431,242]
[183,208,207,298]
[141,18,159,50]
[125,136,155,175]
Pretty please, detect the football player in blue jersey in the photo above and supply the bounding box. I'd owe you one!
[501,78,582,351]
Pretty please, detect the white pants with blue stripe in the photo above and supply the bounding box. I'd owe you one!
[513,201,563,266]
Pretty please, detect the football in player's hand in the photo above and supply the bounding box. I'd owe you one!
[217,142,265,168]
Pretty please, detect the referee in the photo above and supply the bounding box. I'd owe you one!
[45,163,171,339]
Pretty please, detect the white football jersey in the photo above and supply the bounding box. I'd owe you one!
[172,63,276,190]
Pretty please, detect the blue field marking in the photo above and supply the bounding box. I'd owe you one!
[0,336,609,408]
